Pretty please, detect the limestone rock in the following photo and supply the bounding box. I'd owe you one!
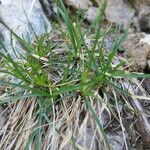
[0,0,51,57]
[105,0,135,30]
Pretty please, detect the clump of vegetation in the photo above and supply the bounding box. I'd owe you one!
[0,1,149,149]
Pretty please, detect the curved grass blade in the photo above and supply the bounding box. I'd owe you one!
[84,96,110,149]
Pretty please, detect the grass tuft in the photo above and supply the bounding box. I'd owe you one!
[0,0,150,149]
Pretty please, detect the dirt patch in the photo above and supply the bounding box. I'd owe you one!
[122,33,150,72]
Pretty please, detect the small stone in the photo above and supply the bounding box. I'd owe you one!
[85,7,98,22]
[140,34,150,45]
[64,0,92,10]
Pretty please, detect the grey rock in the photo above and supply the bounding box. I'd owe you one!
[140,34,150,45]
[64,0,150,33]
[124,0,150,32]
[105,0,135,30]
[85,6,98,22]
[64,0,98,23]
[138,5,150,33]
[0,0,51,57]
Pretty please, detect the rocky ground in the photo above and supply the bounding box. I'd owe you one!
[0,0,150,149]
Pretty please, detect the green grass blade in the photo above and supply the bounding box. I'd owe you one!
[84,97,110,149]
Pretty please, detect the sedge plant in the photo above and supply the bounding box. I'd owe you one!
[0,0,150,149]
